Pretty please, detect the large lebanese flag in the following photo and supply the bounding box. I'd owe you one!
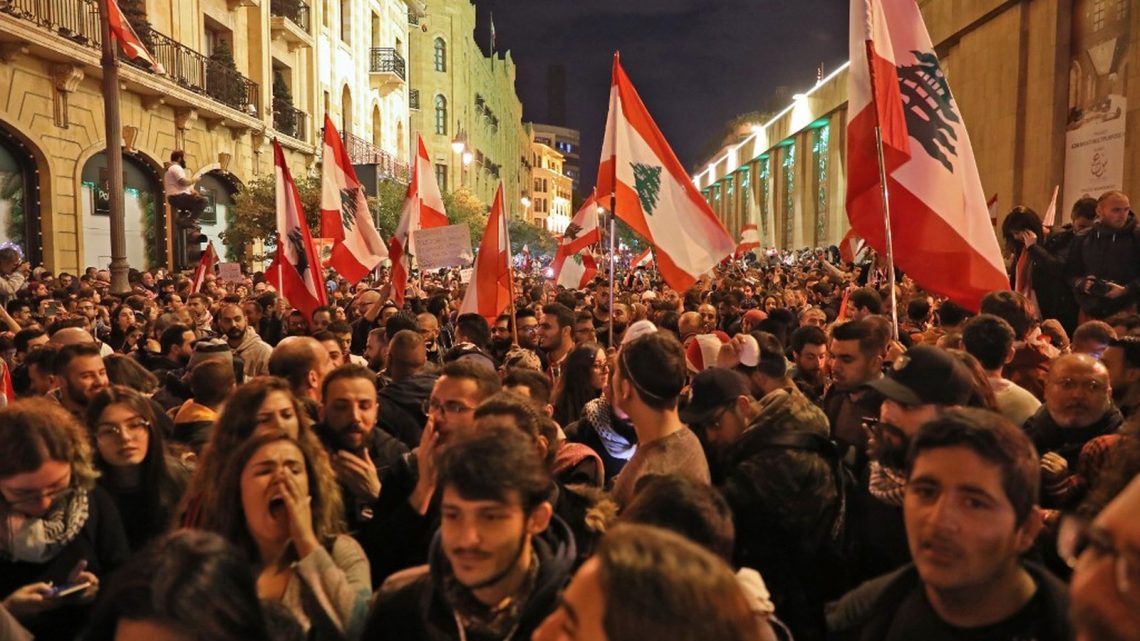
[267,140,327,320]
[107,0,165,74]
[458,184,511,321]
[736,224,760,256]
[847,0,1007,311]
[389,135,449,305]
[596,53,736,293]
[552,193,602,290]
[320,115,388,284]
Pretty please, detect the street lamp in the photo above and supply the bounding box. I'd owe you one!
[451,134,465,155]
[462,151,473,165]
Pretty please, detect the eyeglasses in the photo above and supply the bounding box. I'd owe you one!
[1050,378,1107,393]
[94,418,151,443]
[2,479,74,508]
[1058,516,1140,605]
[422,399,477,417]
[518,325,539,334]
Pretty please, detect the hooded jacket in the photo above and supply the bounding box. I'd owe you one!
[377,372,439,448]
[361,515,576,641]
[231,326,271,378]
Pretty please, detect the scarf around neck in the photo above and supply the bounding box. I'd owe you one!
[1,487,90,563]
[584,398,637,461]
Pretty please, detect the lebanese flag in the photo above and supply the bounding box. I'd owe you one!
[552,194,602,289]
[839,227,867,264]
[596,53,736,293]
[847,0,1007,311]
[631,246,653,269]
[521,244,532,271]
[390,134,449,305]
[736,224,760,256]
[266,140,327,320]
[987,193,999,228]
[0,361,13,407]
[459,184,511,322]
[107,0,165,74]
[320,116,388,284]
[190,241,218,293]
[1041,185,1060,228]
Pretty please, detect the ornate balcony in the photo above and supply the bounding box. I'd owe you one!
[368,47,405,95]
[341,131,409,183]
[409,88,420,111]
[147,30,259,114]
[274,104,306,140]
[270,0,311,50]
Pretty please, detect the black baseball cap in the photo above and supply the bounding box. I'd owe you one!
[679,368,751,426]
[864,345,974,406]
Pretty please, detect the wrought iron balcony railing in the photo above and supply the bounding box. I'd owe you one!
[369,47,406,80]
[274,103,306,140]
[409,88,420,111]
[341,131,409,182]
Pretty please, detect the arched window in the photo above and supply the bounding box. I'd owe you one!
[372,105,382,146]
[434,95,447,135]
[433,38,446,72]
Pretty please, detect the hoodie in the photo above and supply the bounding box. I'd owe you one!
[231,326,272,378]
[377,372,439,448]
[361,515,576,641]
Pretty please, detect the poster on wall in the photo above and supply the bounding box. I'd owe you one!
[1064,1,1130,214]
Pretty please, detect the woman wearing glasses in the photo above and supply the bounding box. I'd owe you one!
[85,386,190,551]
[0,398,130,640]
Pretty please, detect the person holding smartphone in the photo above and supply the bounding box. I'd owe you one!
[0,398,130,639]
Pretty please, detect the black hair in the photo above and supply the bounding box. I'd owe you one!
[789,325,827,354]
[1109,336,1140,369]
[542,302,575,330]
[437,425,554,512]
[618,332,686,411]
[456,312,491,348]
[503,368,554,405]
[53,341,103,376]
[160,323,193,356]
[936,300,971,327]
[980,290,1034,339]
[961,314,1015,371]
[830,319,888,359]
[1000,206,1045,252]
[622,474,735,562]
[849,287,882,315]
[440,358,502,401]
[320,363,376,401]
[1071,196,1098,221]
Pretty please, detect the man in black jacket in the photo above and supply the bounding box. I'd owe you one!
[363,426,574,641]
[1066,191,1140,320]
[828,408,1072,641]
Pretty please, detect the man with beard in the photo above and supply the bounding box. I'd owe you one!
[140,323,196,377]
[417,311,444,364]
[365,360,501,584]
[680,367,836,638]
[185,293,213,338]
[364,327,386,372]
[217,304,271,378]
[363,426,573,641]
[1067,474,1140,641]
[316,364,409,535]
[789,325,828,402]
[53,342,109,417]
[822,319,889,472]
[596,301,630,349]
[858,345,977,580]
[698,302,719,334]
[828,408,1070,641]
[1101,336,1140,419]
[538,303,574,381]
[1023,354,1122,508]
[515,308,541,352]
[490,313,513,363]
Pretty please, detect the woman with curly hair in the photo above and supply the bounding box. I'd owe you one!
[102,305,138,353]
[175,376,328,529]
[85,386,190,551]
[551,343,606,428]
[207,431,370,641]
[0,398,130,640]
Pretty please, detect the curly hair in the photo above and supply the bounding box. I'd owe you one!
[0,398,99,498]
[175,376,322,530]
[208,431,344,560]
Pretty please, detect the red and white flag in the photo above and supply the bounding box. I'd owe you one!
[320,115,388,284]
[521,244,532,271]
[846,0,1007,311]
[987,193,999,228]
[266,140,327,321]
[596,53,736,293]
[736,224,760,256]
[459,184,512,322]
[190,240,218,293]
[631,246,654,269]
[1041,185,1060,228]
[839,227,867,264]
[390,135,449,305]
[107,0,165,74]
[552,193,602,290]
[0,361,13,407]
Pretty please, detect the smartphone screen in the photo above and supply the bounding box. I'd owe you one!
[47,581,91,598]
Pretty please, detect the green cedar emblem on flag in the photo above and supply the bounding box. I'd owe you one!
[631,163,663,216]
[571,253,583,266]
[339,188,357,232]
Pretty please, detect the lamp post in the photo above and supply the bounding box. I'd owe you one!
[451,128,465,192]
[520,195,531,225]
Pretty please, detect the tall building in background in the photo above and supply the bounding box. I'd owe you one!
[532,124,581,196]
[547,63,566,126]
[406,0,530,215]
[529,137,572,234]
[0,0,416,273]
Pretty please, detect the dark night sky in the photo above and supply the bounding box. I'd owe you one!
[480,0,849,194]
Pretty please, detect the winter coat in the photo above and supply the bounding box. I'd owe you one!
[1066,214,1140,317]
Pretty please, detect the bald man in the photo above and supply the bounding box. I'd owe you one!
[1023,353,1123,501]
[678,311,703,346]
[269,336,334,419]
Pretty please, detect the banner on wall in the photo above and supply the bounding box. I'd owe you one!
[1063,1,1130,214]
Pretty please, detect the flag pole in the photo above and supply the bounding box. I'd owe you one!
[608,199,617,351]
[865,39,900,341]
[98,0,130,295]
[502,185,520,347]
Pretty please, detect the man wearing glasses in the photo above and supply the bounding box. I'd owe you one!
[1066,474,1140,641]
[1023,354,1122,508]
[829,408,1072,640]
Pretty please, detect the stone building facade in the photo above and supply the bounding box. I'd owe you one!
[695,0,1140,251]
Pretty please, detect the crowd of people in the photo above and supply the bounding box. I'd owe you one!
[0,190,1138,641]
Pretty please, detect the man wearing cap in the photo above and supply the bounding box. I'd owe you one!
[680,366,835,638]
[857,345,979,578]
